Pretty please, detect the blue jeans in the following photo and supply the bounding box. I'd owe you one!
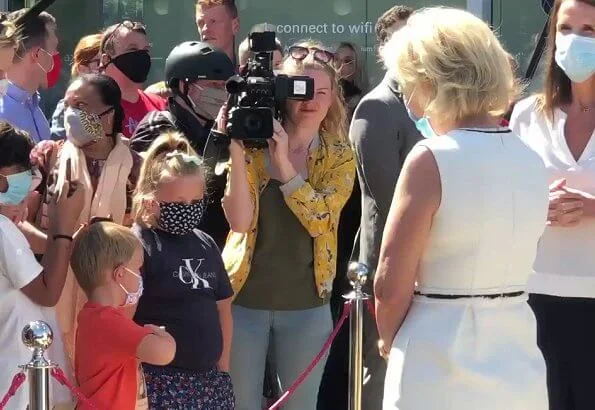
[231,304,332,410]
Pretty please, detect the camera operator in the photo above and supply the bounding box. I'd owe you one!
[219,40,355,410]
[130,41,235,249]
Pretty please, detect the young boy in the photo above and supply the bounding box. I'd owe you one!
[0,121,83,409]
[71,221,176,410]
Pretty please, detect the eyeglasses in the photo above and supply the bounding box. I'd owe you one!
[101,20,147,54]
[288,45,334,65]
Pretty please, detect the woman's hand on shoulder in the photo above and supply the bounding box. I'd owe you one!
[30,140,57,170]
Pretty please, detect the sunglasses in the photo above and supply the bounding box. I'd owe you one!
[288,45,334,64]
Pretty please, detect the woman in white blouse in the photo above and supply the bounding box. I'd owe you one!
[376,7,549,410]
[510,0,595,408]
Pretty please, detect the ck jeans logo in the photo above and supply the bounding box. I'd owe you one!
[174,258,212,289]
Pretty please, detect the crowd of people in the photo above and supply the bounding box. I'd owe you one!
[0,0,593,409]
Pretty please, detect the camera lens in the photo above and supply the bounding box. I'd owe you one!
[244,113,263,133]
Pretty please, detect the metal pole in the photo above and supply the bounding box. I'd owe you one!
[345,262,370,410]
[28,365,50,410]
[20,320,56,410]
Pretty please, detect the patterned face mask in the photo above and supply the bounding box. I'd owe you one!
[64,107,113,148]
[158,200,206,235]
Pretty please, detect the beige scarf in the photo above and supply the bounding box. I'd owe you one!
[53,135,133,369]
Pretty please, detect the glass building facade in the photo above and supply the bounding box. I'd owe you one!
[3,0,549,116]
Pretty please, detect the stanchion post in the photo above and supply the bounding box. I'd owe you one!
[20,320,56,410]
[344,262,370,410]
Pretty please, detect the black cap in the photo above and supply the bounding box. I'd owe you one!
[165,41,235,86]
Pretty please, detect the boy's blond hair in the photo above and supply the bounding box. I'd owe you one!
[71,222,141,296]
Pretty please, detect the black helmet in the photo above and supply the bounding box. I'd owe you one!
[165,41,235,87]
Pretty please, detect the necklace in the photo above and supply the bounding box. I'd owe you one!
[580,104,591,113]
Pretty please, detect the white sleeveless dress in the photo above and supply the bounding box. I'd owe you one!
[383,129,549,410]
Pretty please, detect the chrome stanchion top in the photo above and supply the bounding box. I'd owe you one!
[20,320,56,410]
[22,321,54,367]
[347,262,369,289]
[345,262,370,300]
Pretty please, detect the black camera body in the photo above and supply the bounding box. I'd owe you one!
[226,31,314,146]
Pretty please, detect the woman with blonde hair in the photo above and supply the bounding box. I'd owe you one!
[50,33,102,140]
[510,0,595,407]
[218,40,355,410]
[374,7,549,409]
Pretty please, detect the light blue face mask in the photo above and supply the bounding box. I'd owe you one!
[404,97,436,139]
[0,170,33,205]
[555,32,595,83]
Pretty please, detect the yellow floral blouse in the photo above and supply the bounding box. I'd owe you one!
[222,132,356,300]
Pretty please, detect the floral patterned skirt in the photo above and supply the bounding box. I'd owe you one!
[143,364,235,410]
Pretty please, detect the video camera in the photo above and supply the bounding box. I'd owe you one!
[226,31,315,147]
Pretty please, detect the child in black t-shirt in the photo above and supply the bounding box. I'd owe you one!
[131,131,234,409]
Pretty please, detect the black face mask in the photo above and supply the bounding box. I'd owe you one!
[109,50,151,83]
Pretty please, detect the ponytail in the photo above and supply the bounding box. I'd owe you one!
[132,131,204,227]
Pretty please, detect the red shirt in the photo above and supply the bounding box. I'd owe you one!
[120,90,166,137]
[75,303,151,410]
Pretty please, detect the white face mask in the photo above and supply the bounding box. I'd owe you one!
[64,107,110,147]
[189,86,227,120]
[555,32,595,83]
[119,267,143,306]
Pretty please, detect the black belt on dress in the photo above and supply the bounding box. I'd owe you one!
[414,291,525,299]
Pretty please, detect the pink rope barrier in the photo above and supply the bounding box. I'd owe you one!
[268,300,352,410]
[2,298,375,410]
[51,367,98,409]
[0,372,26,410]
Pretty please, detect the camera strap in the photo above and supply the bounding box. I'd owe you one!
[204,129,230,176]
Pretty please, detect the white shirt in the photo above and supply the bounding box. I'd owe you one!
[511,95,595,298]
[0,215,70,409]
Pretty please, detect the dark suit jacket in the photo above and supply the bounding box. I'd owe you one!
[349,73,422,274]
